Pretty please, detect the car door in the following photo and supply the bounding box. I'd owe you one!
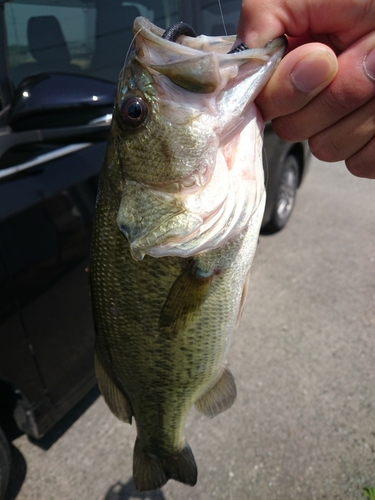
[0,143,105,406]
[0,244,47,412]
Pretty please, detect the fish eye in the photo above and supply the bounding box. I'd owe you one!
[119,96,148,127]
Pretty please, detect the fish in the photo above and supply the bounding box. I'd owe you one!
[89,16,286,492]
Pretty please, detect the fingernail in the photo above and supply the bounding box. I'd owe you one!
[363,46,375,81]
[291,51,337,92]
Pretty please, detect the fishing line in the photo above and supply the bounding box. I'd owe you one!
[218,0,249,52]
[217,0,228,36]
[123,27,144,68]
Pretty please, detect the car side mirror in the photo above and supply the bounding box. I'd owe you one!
[9,73,116,132]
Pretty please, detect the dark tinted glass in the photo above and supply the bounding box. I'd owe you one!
[5,0,179,87]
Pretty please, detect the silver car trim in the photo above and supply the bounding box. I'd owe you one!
[0,142,92,180]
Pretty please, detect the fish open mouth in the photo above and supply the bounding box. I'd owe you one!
[116,18,286,260]
[132,17,286,95]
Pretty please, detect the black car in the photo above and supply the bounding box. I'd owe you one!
[0,0,310,497]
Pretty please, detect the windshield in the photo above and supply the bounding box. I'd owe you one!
[5,0,179,88]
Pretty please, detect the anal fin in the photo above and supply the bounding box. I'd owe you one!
[94,352,133,424]
[133,438,197,492]
[195,366,237,418]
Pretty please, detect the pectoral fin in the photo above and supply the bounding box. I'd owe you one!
[159,262,213,337]
[94,353,133,424]
[195,366,237,418]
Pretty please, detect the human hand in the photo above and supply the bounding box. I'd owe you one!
[237,0,375,178]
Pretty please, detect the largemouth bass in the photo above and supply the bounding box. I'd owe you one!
[90,16,286,492]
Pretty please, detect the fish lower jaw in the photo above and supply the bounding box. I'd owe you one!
[125,172,265,260]
[130,194,265,260]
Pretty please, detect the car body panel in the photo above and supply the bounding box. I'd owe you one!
[0,141,106,436]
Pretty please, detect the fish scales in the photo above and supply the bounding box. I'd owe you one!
[91,193,256,445]
[90,16,286,492]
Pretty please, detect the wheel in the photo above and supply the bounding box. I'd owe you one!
[0,426,11,500]
[265,154,299,233]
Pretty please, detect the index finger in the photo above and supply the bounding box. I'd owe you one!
[237,0,375,51]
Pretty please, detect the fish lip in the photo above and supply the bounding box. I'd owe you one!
[264,35,288,57]
[133,16,286,57]
[133,16,227,53]
[131,16,287,97]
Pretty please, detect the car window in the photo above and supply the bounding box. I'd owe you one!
[5,0,179,88]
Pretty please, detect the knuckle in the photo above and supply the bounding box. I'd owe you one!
[309,131,343,162]
[320,73,374,118]
[320,85,356,117]
[346,139,375,179]
[272,117,304,142]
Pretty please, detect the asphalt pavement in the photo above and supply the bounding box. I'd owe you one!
[7,157,375,500]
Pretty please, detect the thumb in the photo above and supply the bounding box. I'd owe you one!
[255,43,338,122]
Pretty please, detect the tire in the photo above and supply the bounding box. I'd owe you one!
[0,426,11,500]
[264,154,300,233]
